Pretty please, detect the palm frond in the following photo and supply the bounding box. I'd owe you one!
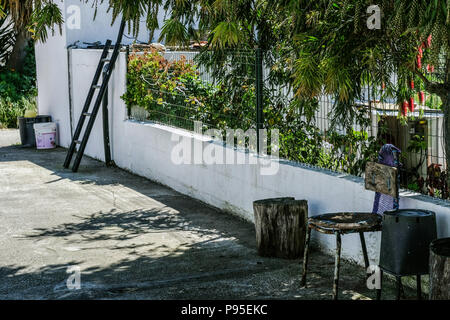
[0,11,14,65]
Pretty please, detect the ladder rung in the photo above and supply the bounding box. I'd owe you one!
[83,112,92,116]
[74,140,82,144]
[102,58,111,62]
[92,85,101,89]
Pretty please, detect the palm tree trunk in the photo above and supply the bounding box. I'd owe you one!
[6,29,29,73]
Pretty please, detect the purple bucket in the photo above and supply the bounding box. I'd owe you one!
[33,122,57,149]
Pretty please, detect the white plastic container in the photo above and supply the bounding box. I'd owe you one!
[33,122,57,149]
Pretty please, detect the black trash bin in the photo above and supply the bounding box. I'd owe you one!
[380,209,437,276]
[18,115,52,147]
[376,209,438,300]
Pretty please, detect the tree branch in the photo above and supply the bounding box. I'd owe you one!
[413,68,430,86]
[411,67,447,98]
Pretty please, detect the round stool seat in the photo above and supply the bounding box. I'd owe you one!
[308,212,382,234]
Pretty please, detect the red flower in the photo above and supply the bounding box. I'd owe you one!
[408,97,415,112]
[419,91,425,104]
[427,34,432,48]
[402,101,409,116]
[427,64,435,73]
[410,79,415,90]
[418,46,423,58]
[417,55,422,69]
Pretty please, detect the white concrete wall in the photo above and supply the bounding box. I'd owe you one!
[35,2,71,147]
[109,119,450,265]
[35,2,166,147]
[39,48,450,268]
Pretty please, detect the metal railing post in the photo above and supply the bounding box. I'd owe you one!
[255,47,264,154]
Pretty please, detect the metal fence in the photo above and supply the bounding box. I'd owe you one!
[129,49,258,150]
[127,48,448,200]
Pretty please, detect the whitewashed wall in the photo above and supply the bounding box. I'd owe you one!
[37,48,450,268]
[35,2,71,147]
[34,1,163,146]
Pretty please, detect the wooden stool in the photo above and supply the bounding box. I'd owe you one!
[300,146,400,300]
[300,212,382,300]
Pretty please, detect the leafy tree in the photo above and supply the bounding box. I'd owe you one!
[0,0,63,72]
[284,0,450,174]
[87,1,450,175]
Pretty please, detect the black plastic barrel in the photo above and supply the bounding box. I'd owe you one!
[379,209,437,276]
[18,115,52,147]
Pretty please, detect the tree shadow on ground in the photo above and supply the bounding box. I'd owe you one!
[3,204,415,300]
[0,145,419,300]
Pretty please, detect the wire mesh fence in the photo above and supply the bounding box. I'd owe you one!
[128,49,257,136]
[126,48,449,200]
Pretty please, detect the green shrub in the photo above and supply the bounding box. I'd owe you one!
[0,41,37,128]
[0,96,36,128]
[0,43,37,101]
[122,50,256,132]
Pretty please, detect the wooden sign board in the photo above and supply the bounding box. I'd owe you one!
[365,162,399,198]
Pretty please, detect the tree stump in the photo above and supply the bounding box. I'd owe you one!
[430,238,450,300]
[253,197,308,259]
